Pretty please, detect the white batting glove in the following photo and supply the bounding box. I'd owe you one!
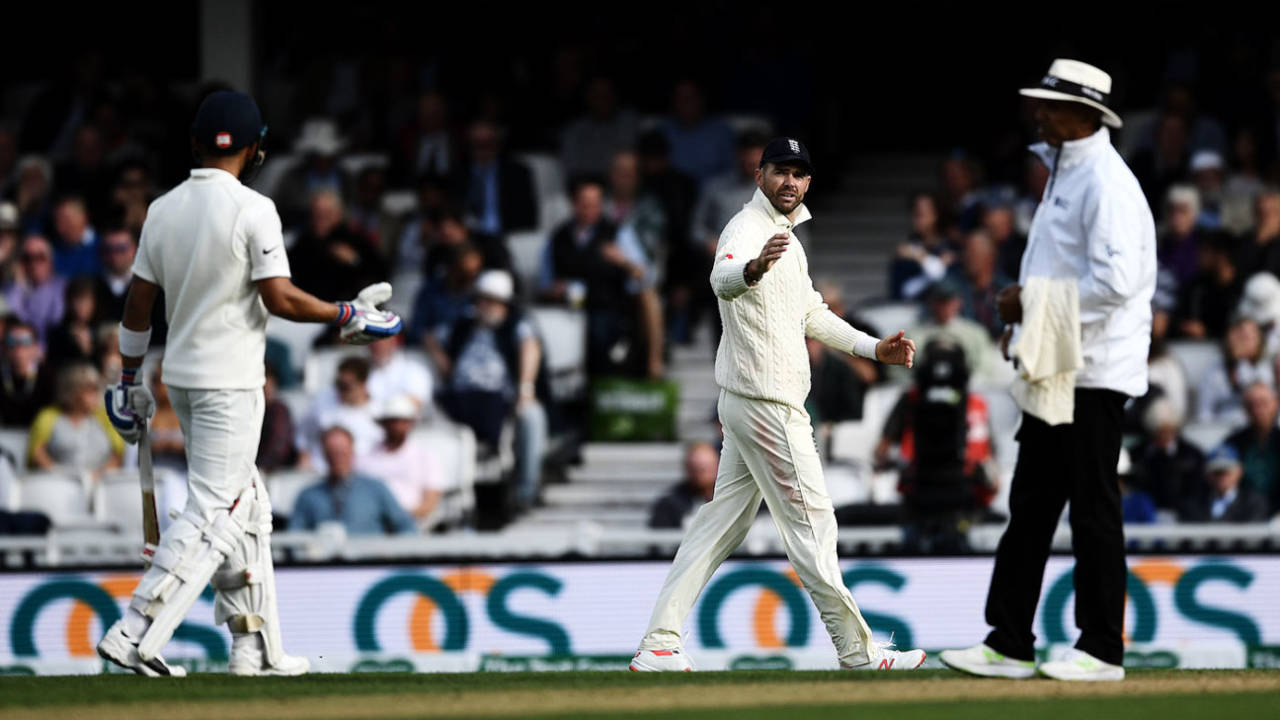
[104,367,156,444]
[334,282,403,345]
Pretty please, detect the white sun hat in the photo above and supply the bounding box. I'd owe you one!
[474,269,515,303]
[294,118,347,156]
[1020,59,1123,129]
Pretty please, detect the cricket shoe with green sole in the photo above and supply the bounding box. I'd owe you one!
[939,643,1036,678]
[1038,648,1124,681]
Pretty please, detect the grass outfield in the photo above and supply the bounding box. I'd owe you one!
[0,669,1277,719]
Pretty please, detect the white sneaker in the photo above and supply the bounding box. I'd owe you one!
[629,648,693,672]
[1038,648,1124,681]
[228,633,311,676]
[96,621,187,677]
[848,638,927,671]
[939,643,1036,679]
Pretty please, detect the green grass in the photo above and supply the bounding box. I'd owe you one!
[0,669,1276,719]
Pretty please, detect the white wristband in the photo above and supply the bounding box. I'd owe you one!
[118,324,152,358]
[852,334,880,360]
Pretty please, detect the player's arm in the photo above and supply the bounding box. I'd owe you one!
[257,277,403,344]
[256,277,342,323]
[709,221,776,301]
[106,277,160,444]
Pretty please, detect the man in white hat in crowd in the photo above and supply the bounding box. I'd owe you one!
[940,59,1156,682]
[357,394,447,526]
[276,118,351,226]
[436,269,547,510]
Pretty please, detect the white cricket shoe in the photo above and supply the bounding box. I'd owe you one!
[848,638,927,671]
[1038,648,1124,681]
[939,643,1036,679]
[228,633,311,676]
[629,648,694,672]
[97,621,187,677]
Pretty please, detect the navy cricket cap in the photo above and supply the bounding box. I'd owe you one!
[191,91,265,153]
[760,137,813,174]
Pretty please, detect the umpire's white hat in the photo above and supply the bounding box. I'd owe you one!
[1020,59,1123,129]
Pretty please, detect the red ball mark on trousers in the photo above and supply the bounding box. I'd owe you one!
[726,254,734,259]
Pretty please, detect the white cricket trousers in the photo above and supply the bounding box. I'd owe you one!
[639,389,875,667]
[169,387,265,516]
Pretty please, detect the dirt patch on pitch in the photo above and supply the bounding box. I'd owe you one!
[16,672,1280,720]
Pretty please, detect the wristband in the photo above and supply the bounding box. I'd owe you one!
[120,366,140,385]
[118,324,152,358]
[332,303,355,326]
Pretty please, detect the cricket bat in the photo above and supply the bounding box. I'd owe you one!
[138,420,161,567]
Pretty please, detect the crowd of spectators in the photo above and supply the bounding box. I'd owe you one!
[5,50,1280,538]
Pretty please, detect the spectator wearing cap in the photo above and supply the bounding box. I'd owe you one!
[1130,397,1203,518]
[0,320,54,427]
[1189,150,1224,229]
[981,204,1027,287]
[0,202,19,287]
[659,80,734,185]
[287,189,388,304]
[1223,381,1280,514]
[891,192,957,301]
[1174,231,1240,340]
[367,333,432,410]
[451,120,537,240]
[275,118,353,228]
[290,425,416,535]
[1234,187,1280,279]
[296,355,384,474]
[4,234,66,344]
[949,228,1013,340]
[1196,316,1271,425]
[900,277,996,383]
[356,395,447,525]
[437,269,547,510]
[560,77,639,180]
[1159,186,1204,286]
[1179,444,1270,522]
[1237,273,1280,359]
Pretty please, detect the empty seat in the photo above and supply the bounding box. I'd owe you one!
[856,302,922,336]
[410,423,477,526]
[266,316,326,381]
[93,470,145,536]
[17,471,92,527]
[0,428,28,474]
[265,469,322,519]
[1182,421,1234,454]
[303,347,363,395]
[1166,341,1222,408]
[507,230,547,296]
[529,306,587,402]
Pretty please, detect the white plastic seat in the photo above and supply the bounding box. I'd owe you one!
[266,316,326,381]
[265,469,322,520]
[93,470,145,536]
[856,302,922,337]
[0,428,28,474]
[17,471,93,527]
[1182,421,1235,454]
[507,230,548,296]
[529,306,587,402]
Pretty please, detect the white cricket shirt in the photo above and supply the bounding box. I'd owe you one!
[132,168,291,389]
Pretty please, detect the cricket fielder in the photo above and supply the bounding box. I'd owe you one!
[631,137,925,671]
[97,91,402,676]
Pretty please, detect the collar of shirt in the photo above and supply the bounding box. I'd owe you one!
[1211,486,1238,518]
[189,168,240,182]
[747,187,812,231]
[1029,126,1111,171]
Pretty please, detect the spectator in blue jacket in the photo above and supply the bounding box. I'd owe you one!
[290,425,416,535]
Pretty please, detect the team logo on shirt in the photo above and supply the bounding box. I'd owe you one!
[1053,196,1070,210]
[215,132,232,149]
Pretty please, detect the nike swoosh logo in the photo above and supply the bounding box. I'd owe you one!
[262,246,279,255]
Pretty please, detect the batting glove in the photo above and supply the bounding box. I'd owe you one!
[334,282,404,345]
[104,367,156,445]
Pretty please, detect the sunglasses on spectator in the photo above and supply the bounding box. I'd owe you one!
[5,333,36,347]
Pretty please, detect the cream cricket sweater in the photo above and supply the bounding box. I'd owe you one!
[710,189,880,411]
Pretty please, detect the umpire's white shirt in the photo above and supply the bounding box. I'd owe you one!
[133,168,291,389]
[1018,127,1156,398]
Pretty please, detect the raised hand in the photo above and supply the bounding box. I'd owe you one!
[875,330,916,368]
[335,282,403,345]
[744,233,790,285]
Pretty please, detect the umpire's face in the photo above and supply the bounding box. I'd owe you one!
[756,162,811,215]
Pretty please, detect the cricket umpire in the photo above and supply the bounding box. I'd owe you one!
[97,91,402,676]
[941,60,1156,681]
[631,138,925,672]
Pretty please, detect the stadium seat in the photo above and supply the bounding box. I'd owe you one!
[338,153,388,176]
[1166,340,1222,409]
[516,153,572,232]
[302,346,363,395]
[723,114,773,136]
[410,423,476,527]
[250,152,300,200]
[0,428,28,474]
[529,306,587,403]
[265,469,322,520]
[380,190,418,218]
[856,302,922,338]
[828,384,905,468]
[507,230,547,297]
[16,471,93,527]
[93,470,145,536]
[266,316,326,381]
[386,270,422,321]
[1182,421,1234,454]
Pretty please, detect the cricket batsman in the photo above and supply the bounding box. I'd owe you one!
[97,91,402,676]
[631,137,926,671]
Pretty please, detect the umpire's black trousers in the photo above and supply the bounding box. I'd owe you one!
[984,388,1128,666]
